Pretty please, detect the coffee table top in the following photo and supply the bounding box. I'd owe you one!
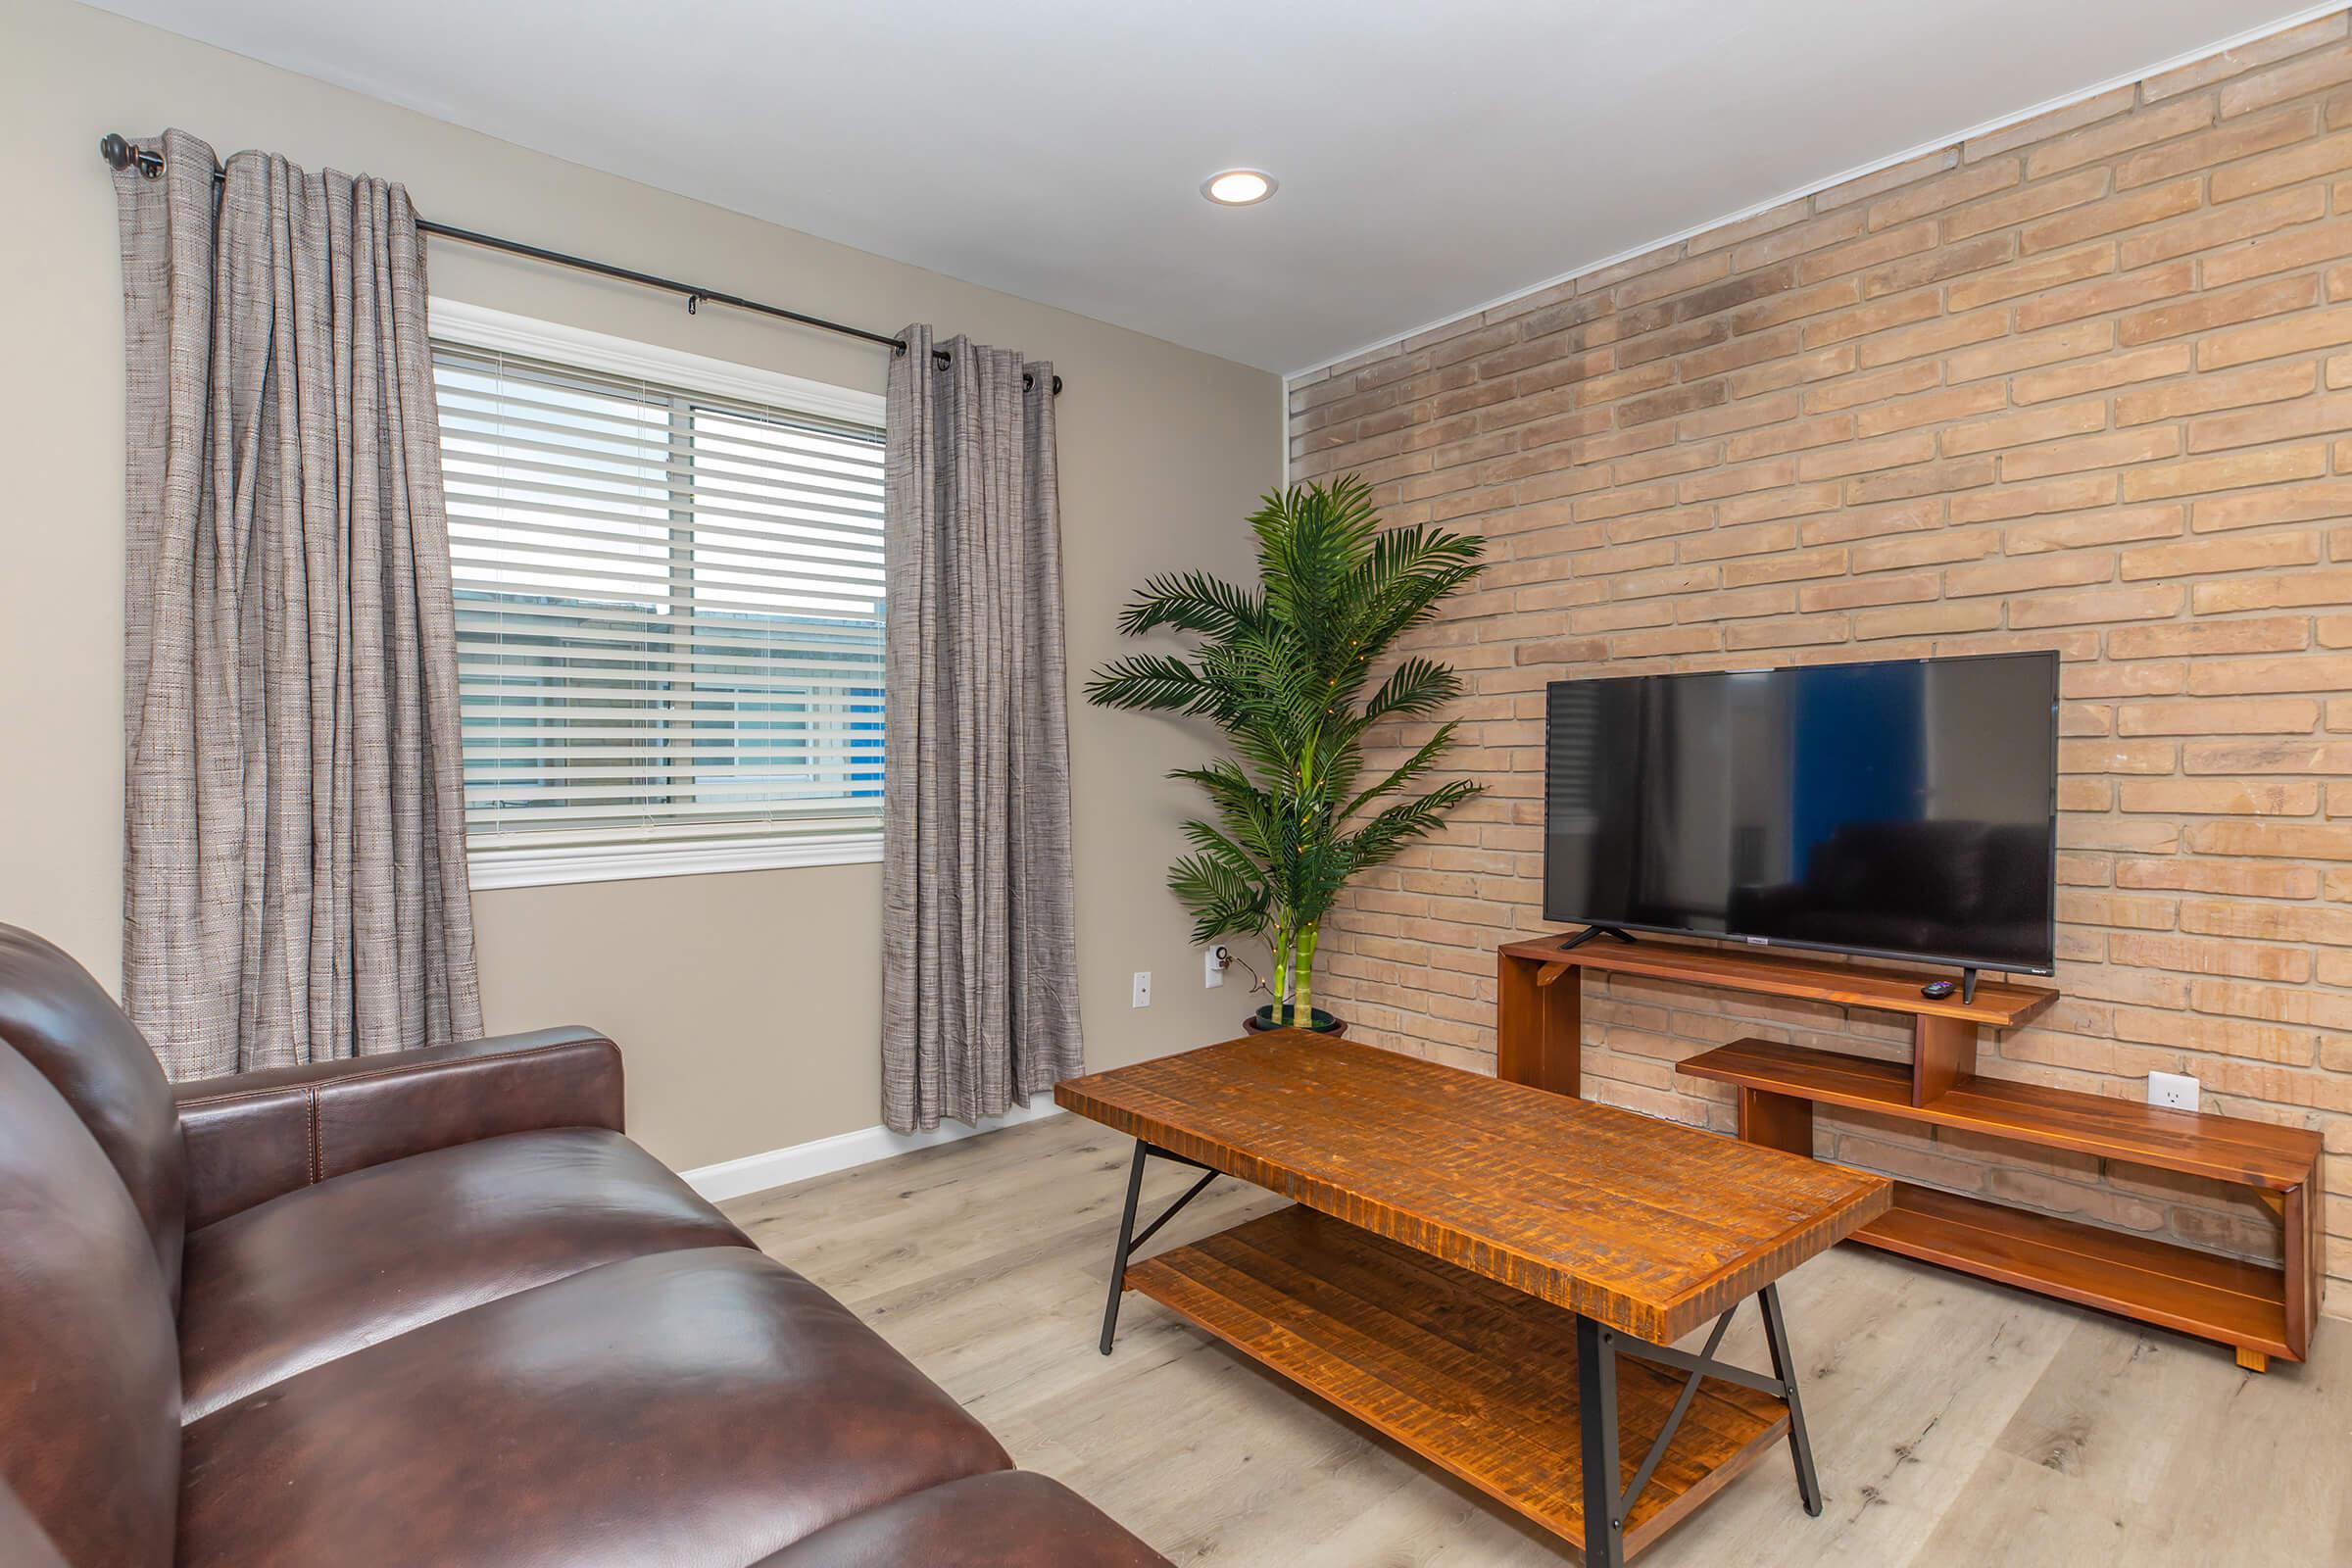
[1056,1031,1889,1343]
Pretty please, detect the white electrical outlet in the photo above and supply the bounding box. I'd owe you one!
[1132,971,1152,1008]
[2147,1069,2200,1113]
[1204,947,1227,989]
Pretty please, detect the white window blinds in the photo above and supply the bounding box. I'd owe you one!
[432,341,888,866]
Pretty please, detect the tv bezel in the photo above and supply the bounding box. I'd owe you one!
[1540,650,2061,978]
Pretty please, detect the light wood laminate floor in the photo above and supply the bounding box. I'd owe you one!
[721,1113,2352,1566]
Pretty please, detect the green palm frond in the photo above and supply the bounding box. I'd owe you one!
[1166,848,1272,944]
[1359,658,1464,721]
[1117,570,1267,640]
[1340,780,1486,878]
[1346,530,1487,659]
[1342,722,1463,820]
[1084,654,1223,715]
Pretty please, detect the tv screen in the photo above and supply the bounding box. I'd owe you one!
[1543,652,2057,975]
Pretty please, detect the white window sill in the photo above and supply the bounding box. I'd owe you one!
[467,833,883,891]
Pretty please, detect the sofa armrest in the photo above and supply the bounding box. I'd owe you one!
[172,1027,625,1229]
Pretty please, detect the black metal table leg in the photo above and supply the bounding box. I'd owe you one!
[1576,1314,1626,1568]
[1098,1142,1149,1355]
[1098,1141,1222,1355]
[1604,1289,1827,1538]
[1757,1283,1822,1516]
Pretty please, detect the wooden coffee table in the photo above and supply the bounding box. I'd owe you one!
[1055,1032,1890,1565]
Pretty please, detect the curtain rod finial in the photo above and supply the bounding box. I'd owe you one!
[99,133,164,178]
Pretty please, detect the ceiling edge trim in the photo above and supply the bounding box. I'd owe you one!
[1284,0,2348,385]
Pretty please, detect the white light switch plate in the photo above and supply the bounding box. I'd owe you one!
[1204,949,1225,989]
[2147,1069,2200,1112]
[1132,971,1152,1008]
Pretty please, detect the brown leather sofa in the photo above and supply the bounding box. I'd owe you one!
[0,924,1166,1568]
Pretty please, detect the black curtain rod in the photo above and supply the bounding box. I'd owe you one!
[98,133,1062,396]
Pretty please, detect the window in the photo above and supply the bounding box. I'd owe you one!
[429,303,889,888]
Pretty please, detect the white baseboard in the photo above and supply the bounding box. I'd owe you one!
[680,1098,1065,1202]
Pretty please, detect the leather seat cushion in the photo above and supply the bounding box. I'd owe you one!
[754,1472,1171,1567]
[178,1127,755,1420]
[176,1248,1012,1568]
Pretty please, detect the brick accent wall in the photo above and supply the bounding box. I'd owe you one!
[1286,13,2352,1298]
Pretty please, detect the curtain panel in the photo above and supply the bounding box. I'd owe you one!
[113,128,482,1079]
[882,325,1084,1132]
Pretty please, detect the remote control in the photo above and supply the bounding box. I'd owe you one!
[1920,979,1957,1000]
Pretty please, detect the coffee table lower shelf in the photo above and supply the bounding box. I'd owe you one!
[1123,1205,1792,1559]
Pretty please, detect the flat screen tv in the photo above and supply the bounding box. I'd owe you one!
[1543,651,2057,978]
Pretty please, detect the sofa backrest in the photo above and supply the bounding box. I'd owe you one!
[0,925,186,1302]
[0,1036,182,1567]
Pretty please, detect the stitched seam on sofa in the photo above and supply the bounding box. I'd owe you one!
[172,1084,314,1110]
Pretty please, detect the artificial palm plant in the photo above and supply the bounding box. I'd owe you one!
[1086,475,1487,1030]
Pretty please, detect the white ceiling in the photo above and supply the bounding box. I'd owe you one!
[98,0,2321,375]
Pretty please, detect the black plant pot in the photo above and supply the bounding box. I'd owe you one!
[1244,1004,1347,1037]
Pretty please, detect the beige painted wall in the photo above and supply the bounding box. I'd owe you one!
[0,0,1280,1170]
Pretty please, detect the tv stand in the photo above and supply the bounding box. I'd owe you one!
[1494,933,2324,1371]
[1553,923,1638,953]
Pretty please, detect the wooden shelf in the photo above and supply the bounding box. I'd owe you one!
[1854,1182,2292,1360]
[1125,1204,1792,1559]
[1678,1038,2323,1190]
[1497,931,2058,1029]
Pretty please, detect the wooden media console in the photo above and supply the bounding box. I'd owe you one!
[1496,932,2325,1372]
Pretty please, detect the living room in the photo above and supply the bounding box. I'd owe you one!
[3,1,2350,1563]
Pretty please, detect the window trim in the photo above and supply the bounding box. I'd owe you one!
[430,300,886,428]
[429,298,890,891]
[464,831,883,891]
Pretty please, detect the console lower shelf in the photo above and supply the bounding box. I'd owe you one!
[1856,1181,2291,1359]
[1676,1036,2322,1367]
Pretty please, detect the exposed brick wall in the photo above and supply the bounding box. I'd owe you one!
[1287,13,2352,1297]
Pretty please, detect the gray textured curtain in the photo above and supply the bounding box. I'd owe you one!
[882,326,1084,1132]
[113,129,482,1080]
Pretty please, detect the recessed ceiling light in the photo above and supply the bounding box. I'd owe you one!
[1202,169,1277,206]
